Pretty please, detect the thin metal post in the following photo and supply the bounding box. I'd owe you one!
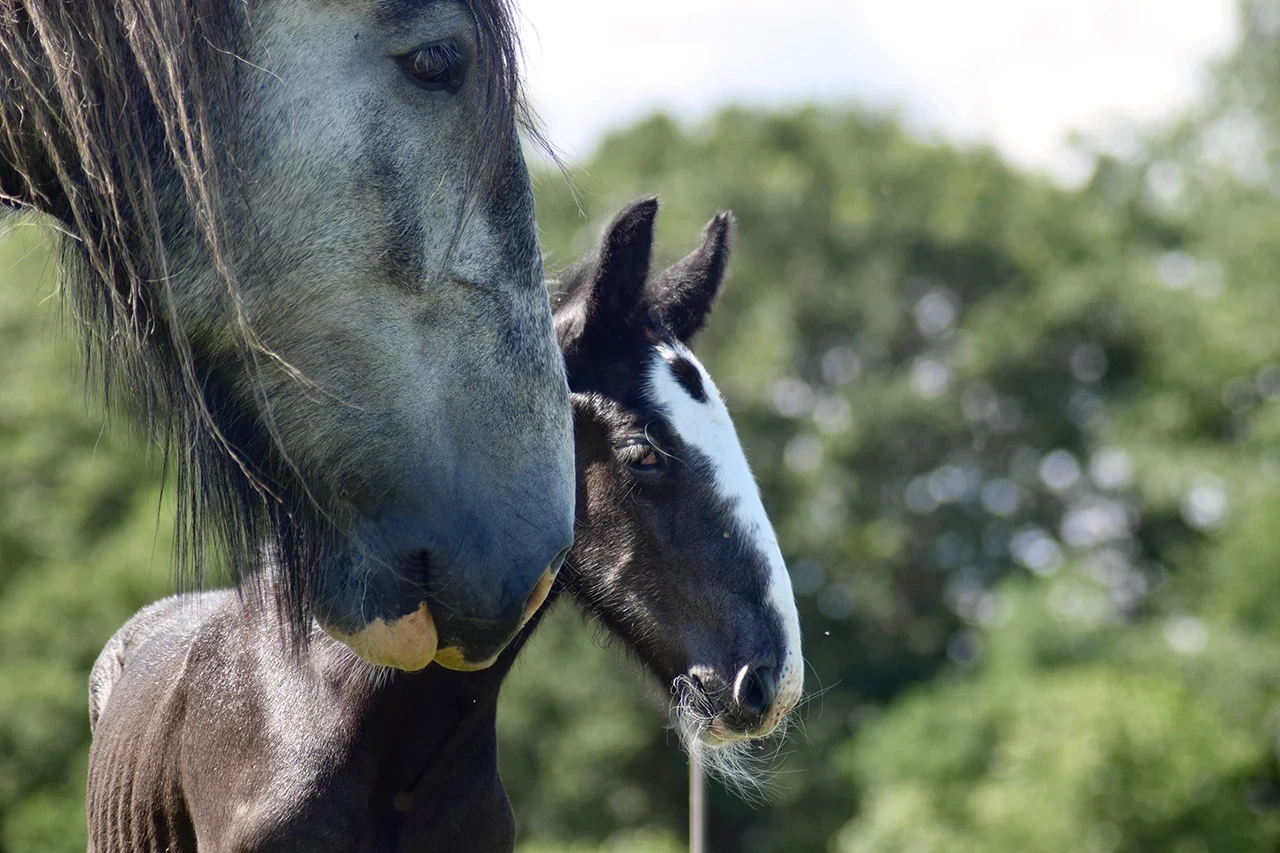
[690,750,706,853]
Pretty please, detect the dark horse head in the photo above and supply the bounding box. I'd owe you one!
[555,199,804,750]
[0,0,575,669]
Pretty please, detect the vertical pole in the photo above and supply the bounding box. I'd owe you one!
[690,750,706,853]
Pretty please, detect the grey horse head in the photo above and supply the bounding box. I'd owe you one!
[0,0,574,670]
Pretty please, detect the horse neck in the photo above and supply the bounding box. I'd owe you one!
[332,581,572,795]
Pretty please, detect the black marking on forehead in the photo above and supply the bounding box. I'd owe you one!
[662,350,707,403]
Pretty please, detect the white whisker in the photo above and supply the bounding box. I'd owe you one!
[668,676,793,805]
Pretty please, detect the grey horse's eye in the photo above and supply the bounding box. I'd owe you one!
[397,40,463,92]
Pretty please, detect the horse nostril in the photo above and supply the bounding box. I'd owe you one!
[732,663,778,723]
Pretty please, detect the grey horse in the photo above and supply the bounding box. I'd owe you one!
[0,0,575,670]
[86,200,803,852]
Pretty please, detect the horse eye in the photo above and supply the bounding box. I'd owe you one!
[397,40,463,92]
[617,441,664,474]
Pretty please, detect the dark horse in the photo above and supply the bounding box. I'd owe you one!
[86,199,804,852]
[0,1,575,669]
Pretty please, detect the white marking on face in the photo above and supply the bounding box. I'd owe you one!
[646,343,803,731]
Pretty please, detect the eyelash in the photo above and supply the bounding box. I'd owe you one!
[397,40,464,92]
[616,436,670,477]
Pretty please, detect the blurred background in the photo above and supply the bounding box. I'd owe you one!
[3,0,1280,850]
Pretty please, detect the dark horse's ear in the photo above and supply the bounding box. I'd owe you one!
[555,197,658,356]
[647,212,733,342]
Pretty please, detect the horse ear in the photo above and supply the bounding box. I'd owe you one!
[555,197,658,354]
[648,212,733,342]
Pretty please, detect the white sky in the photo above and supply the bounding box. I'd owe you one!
[517,0,1239,183]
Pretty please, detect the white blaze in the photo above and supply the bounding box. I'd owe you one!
[646,343,803,731]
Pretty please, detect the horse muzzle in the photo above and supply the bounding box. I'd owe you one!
[430,546,567,671]
[313,514,572,671]
[682,652,802,741]
[322,560,559,672]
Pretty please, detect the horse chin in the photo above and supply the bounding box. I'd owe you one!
[432,646,501,672]
[428,563,557,672]
[325,603,439,672]
[673,696,780,804]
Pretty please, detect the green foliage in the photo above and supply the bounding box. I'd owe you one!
[516,828,683,853]
[838,581,1280,853]
[5,3,1280,849]
[512,3,1280,846]
[0,226,172,851]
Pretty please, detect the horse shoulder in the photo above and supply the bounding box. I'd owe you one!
[88,593,214,731]
[181,612,385,852]
[87,591,231,853]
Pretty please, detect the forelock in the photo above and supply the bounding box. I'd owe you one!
[463,0,551,189]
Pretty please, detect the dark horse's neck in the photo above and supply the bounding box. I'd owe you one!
[315,581,570,826]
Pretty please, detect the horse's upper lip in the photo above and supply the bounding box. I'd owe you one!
[706,719,748,743]
[710,713,779,740]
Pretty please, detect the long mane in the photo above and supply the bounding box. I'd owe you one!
[0,0,539,635]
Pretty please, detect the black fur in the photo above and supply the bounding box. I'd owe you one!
[647,212,733,340]
[666,352,708,402]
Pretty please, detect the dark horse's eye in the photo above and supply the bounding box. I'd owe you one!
[397,40,463,92]
[617,440,664,476]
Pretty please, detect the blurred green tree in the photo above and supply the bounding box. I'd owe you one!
[0,225,172,850]
[507,2,1280,848]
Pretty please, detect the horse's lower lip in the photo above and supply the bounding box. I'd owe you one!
[705,717,767,743]
[432,646,501,671]
[428,564,555,672]
[324,603,439,671]
[707,720,744,743]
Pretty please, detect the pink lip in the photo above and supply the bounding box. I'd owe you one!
[701,694,801,744]
[704,720,749,744]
